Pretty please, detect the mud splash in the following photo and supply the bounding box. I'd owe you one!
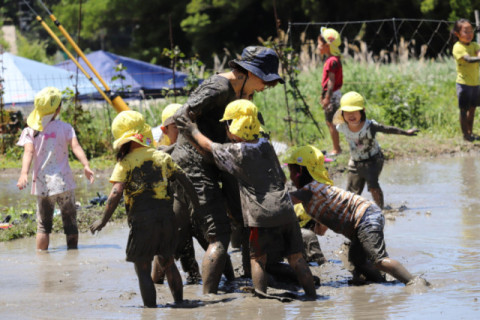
[1,155,480,319]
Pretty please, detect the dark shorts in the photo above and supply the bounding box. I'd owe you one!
[323,90,341,123]
[36,190,77,235]
[349,205,388,265]
[347,153,384,194]
[249,223,304,259]
[456,83,480,110]
[126,206,177,263]
[171,143,231,240]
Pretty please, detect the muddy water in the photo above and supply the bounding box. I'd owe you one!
[1,156,480,319]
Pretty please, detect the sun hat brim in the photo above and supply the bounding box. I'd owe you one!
[228,59,285,84]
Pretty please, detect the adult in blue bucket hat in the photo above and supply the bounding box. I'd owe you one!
[172,46,283,295]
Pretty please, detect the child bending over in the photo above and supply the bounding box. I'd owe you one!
[285,145,427,286]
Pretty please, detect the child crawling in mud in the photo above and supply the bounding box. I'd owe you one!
[284,145,427,286]
[176,99,316,300]
[90,110,199,307]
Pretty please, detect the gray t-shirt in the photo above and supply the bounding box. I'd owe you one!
[211,138,297,228]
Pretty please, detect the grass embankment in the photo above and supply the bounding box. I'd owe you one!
[1,58,479,241]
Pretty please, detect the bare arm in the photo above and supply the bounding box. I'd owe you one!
[321,71,336,108]
[372,122,419,136]
[90,182,124,233]
[463,54,480,63]
[70,137,94,183]
[17,143,34,190]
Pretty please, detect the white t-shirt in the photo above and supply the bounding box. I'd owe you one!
[17,120,76,196]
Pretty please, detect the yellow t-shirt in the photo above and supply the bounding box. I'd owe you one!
[453,41,480,86]
[294,203,312,228]
[110,147,182,213]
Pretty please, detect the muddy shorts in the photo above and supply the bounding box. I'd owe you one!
[456,83,480,110]
[126,206,177,263]
[323,89,342,123]
[349,205,388,265]
[249,223,303,259]
[36,190,77,235]
[347,153,384,194]
[171,143,231,240]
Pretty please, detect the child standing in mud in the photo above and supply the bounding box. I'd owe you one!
[90,110,199,307]
[152,103,203,285]
[176,99,317,300]
[333,91,418,209]
[16,87,94,250]
[318,27,343,156]
[452,19,480,141]
[285,145,427,286]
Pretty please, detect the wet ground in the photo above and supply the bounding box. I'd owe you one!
[1,155,480,319]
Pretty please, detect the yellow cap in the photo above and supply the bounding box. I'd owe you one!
[320,27,341,56]
[220,99,261,140]
[284,145,333,185]
[27,87,62,131]
[112,110,154,150]
[332,91,365,125]
[161,103,182,127]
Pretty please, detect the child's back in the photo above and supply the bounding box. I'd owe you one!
[211,137,296,227]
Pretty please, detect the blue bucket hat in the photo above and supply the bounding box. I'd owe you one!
[228,46,284,84]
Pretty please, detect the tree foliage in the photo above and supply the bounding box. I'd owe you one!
[2,0,480,67]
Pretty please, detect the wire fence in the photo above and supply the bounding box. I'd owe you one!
[287,18,462,70]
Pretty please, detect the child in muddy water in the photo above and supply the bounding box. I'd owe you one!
[176,99,317,300]
[284,145,428,286]
[16,87,94,251]
[333,91,418,209]
[90,110,200,307]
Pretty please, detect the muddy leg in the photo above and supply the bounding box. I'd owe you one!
[467,106,476,136]
[301,228,326,265]
[134,261,156,308]
[460,109,472,140]
[375,257,413,284]
[36,233,49,250]
[369,188,384,210]
[160,256,183,303]
[287,252,316,300]
[66,234,78,250]
[251,255,268,294]
[241,227,252,278]
[179,243,201,284]
[201,236,229,294]
[151,255,165,284]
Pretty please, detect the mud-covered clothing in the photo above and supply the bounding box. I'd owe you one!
[337,119,411,161]
[172,75,238,238]
[349,205,388,264]
[110,147,182,217]
[453,41,480,86]
[125,203,176,262]
[36,190,77,234]
[346,153,384,193]
[321,55,343,92]
[17,120,76,197]
[110,147,185,263]
[301,228,326,265]
[290,181,371,239]
[211,138,297,228]
[249,223,304,259]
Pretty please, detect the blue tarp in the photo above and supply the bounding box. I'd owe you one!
[0,52,97,106]
[56,50,187,98]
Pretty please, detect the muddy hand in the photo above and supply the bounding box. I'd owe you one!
[90,219,105,234]
[176,115,198,137]
[17,173,28,190]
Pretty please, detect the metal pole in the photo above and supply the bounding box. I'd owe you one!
[475,10,480,43]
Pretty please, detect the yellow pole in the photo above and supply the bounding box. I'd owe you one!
[34,16,114,106]
[47,13,129,112]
